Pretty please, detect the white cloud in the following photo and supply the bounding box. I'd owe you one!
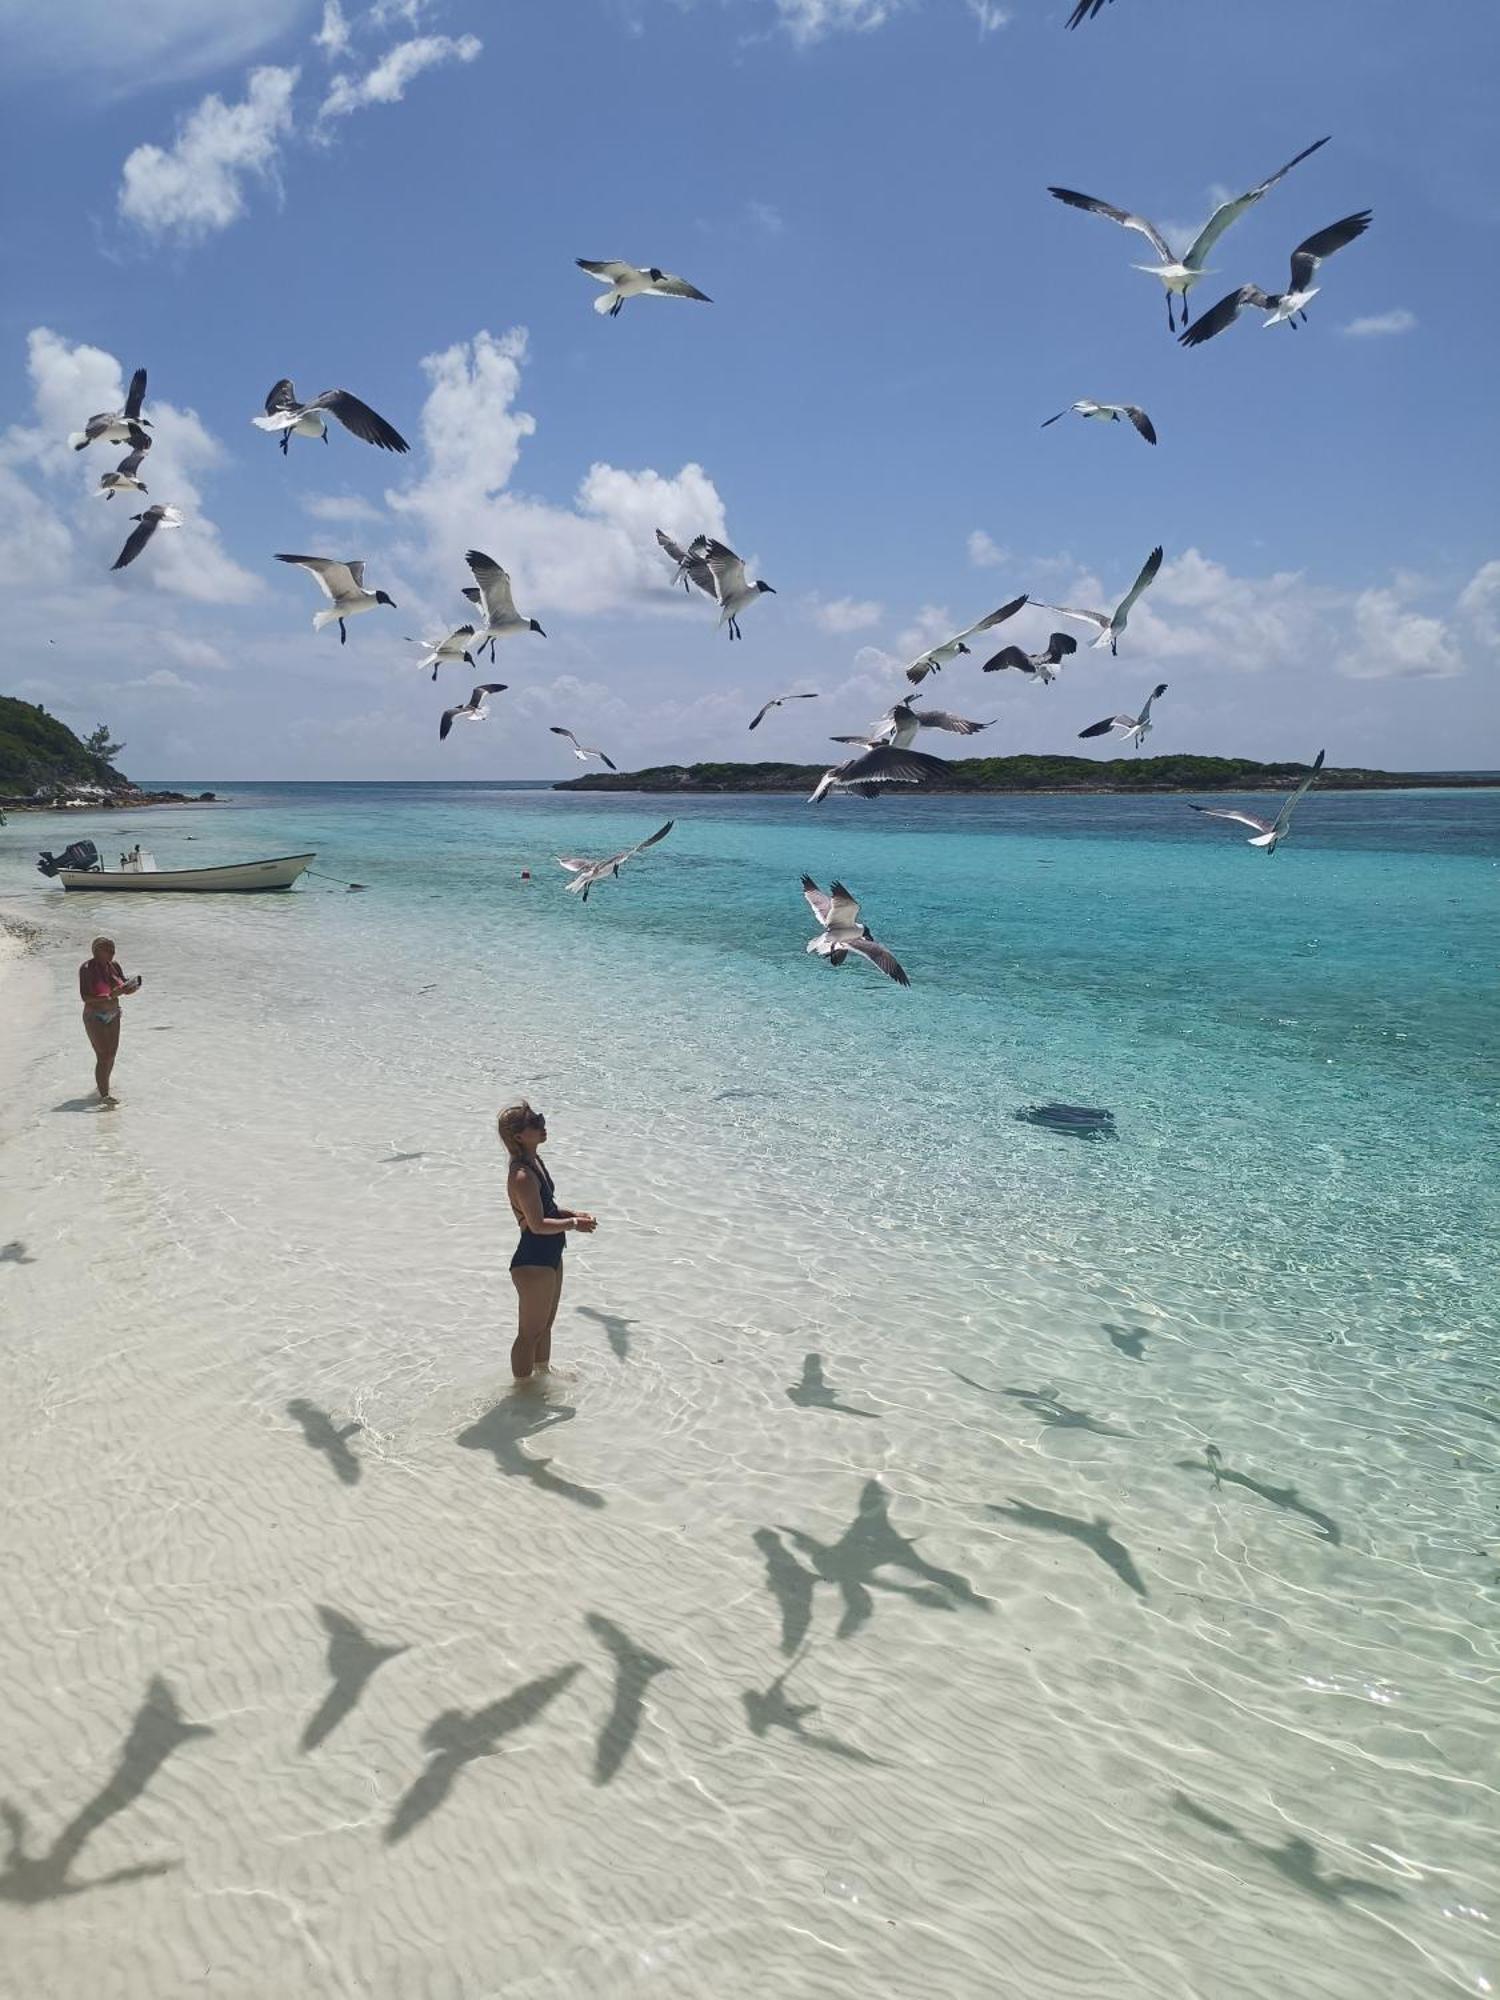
[1456,560,1500,651]
[772,0,910,41]
[746,199,785,236]
[0,0,306,96]
[313,0,352,57]
[1341,309,1418,339]
[810,595,883,634]
[967,0,1009,31]
[303,493,386,524]
[117,65,297,244]
[1332,589,1452,681]
[0,464,74,587]
[119,668,205,698]
[967,529,1009,569]
[319,31,482,118]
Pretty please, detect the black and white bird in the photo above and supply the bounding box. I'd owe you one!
[461,549,546,661]
[253,381,409,456]
[903,595,1028,686]
[439,684,507,741]
[71,367,149,452]
[807,743,950,806]
[1032,546,1163,657]
[274,555,397,644]
[831,697,992,754]
[1078,682,1168,750]
[656,528,717,599]
[682,536,776,640]
[749,691,818,731]
[557,821,674,902]
[550,726,617,771]
[982,631,1078,684]
[1178,213,1373,346]
[801,877,909,986]
[1042,399,1156,445]
[576,259,712,317]
[1188,751,1325,853]
[1048,137,1330,330]
[110,503,182,571]
[408,624,481,681]
[97,445,151,500]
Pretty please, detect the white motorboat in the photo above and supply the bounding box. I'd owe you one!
[38,840,315,893]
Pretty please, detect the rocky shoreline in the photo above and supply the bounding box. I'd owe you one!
[0,787,219,814]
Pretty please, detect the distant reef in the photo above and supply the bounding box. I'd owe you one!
[0,695,214,810]
[554,754,1496,795]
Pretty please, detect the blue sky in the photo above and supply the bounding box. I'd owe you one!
[1,0,1496,779]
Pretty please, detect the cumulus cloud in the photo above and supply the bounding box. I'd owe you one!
[967,529,1009,569]
[810,595,883,634]
[117,65,297,244]
[3,0,306,96]
[319,31,482,118]
[772,0,910,41]
[1332,588,1453,681]
[303,492,386,524]
[313,0,352,57]
[1341,309,1418,339]
[1456,560,1500,651]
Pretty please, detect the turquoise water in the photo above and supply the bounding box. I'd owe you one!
[3,782,1497,1999]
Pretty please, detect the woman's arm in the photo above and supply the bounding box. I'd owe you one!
[508,1163,575,1236]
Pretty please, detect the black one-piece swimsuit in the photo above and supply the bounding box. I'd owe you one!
[510,1156,565,1271]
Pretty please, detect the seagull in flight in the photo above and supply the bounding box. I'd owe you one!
[1048,137,1330,330]
[111,503,182,572]
[551,726,617,771]
[903,595,1028,686]
[1078,683,1168,750]
[460,549,546,661]
[1178,213,1373,346]
[801,877,909,987]
[71,367,149,452]
[683,536,776,640]
[408,624,481,682]
[807,744,951,806]
[749,691,818,731]
[97,445,150,500]
[253,381,409,456]
[656,529,717,599]
[982,631,1077,684]
[1032,546,1162,656]
[439,684,507,741]
[557,821,674,903]
[275,555,397,644]
[1188,751,1325,853]
[1042,399,1156,445]
[576,259,712,317]
[830,697,992,754]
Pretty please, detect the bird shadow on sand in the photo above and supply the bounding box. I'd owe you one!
[953,1372,1128,1439]
[987,1497,1149,1600]
[775,1478,991,1642]
[286,1399,364,1487]
[1103,1324,1149,1360]
[0,1241,36,1266]
[385,1665,582,1844]
[741,1648,885,1767]
[752,1529,818,1656]
[575,1305,639,1363]
[584,1614,673,1785]
[786,1354,878,1419]
[52,1097,113,1114]
[300,1606,409,1754]
[0,1677,212,1905]
[456,1398,606,1510]
[1175,1445,1341,1545]
[378,1150,425,1165]
[1172,1793,1400,1907]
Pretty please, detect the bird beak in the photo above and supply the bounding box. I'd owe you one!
[763,584,777,594]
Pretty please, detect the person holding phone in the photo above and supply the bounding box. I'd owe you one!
[79,936,141,1101]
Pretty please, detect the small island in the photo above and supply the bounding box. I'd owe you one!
[554,754,1497,795]
[0,695,215,813]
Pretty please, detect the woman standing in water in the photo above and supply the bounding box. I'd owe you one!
[78,936,141,1101]
[498,1101,596,1380]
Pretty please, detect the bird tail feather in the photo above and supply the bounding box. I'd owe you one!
[313,608,343,632]
[1248,832,1277,849]
[592,292,617,316]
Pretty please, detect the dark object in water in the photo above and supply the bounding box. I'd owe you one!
[37,839,101,878]
[1015,1102,1117,1139]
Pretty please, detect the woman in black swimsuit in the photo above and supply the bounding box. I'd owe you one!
[497,1100,596,1380]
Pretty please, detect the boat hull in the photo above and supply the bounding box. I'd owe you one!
[56,853,316,893]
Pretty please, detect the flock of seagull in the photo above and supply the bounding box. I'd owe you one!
[70,111,1366,985]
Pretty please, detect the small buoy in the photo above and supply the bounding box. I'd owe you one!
[520,869,531,881]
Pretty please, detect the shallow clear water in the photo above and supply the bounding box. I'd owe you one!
[2,783,1497,1999]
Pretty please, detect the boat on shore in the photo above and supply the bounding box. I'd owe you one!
[38,840,315,893]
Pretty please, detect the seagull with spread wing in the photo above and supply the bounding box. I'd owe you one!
[801,877,909,987]
[461,549,546,661]
[253,380,409,456]
[576,259,712,317]
[275,555,397,644]
[550,727,617,771]
[982,631,1077,684]
[1042,399,1156,445]
[557,821,674,902]
[903,595,1028,686]
[408,624,481,682]
[98,444,150,500]
[111,504,183,572]
[1032,546,1162,657]
[831,697,992,755]
[1048,137,1330,330]
[439,684,507,741]
[1078,683,1168,750]
[1178,213,1373,345]
[656,529,717,599]
[71,367,149,451]
[683,536,776,639]
[749,690,818,731]
[1188,751,1325,853]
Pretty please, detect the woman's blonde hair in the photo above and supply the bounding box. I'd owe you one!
[91,936,116,955]
[497,1100,539,1160]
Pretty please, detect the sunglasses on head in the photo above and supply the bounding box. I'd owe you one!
[523,1109,546,1129]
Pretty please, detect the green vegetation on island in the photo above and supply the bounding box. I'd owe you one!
[0,695,212,809]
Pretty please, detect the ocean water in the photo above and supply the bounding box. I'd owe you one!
[1,782,1497,2000]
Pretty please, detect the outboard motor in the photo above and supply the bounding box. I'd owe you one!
[37,839,102,878]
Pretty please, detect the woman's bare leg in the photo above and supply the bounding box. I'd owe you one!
[511,1267,557,1379]
[533,1267,564,1369]
[83,1015,121,1099]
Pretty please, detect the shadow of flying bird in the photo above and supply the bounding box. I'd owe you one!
[741,1652,885,1767]
[300,1606,409,1753]
[584,1614,673,1786]
[457,1399,606,1510]
[575,1305,639,1363]
[286,1399,364,1486]
[1177,1445,1341,1545]
[952,1371,1128,1437]
[1172,1793,1400,1907]
[779,1479,990,1640]
[385,1665,582,1844]
[786,1354,879,1419]
[987,1497,1149,1599]
[752,1529,818,1656]
[1105,1325,1148,1360]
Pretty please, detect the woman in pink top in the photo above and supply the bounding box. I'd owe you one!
[78,936,141,1100]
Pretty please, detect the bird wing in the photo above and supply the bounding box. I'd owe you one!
[1030,600,1110,634]
[912,708,991,735]
[825,881,862,928]
[1177,284,1272,347]
[981,646,1033,675]
[1066,0,1112,23]
[550,727,581,750]
[1043,632,1079,662]
[1287,211,1372,293]
[1112,546,1164,628]
[556,856,592,873]
[263,378,298,415]
[836,746,949,786]
[847,935,910,986]
[1183,136,1330,270]
[692,537,748,602]
[1078,715,1131,738]
[1273,748,1326,832]
[960,595,1029,642]
[464,549,516,621]
[595,750,618,771]
[275,554,361,601]
[1040,410,1068,428]
[1123,405,1157,444]
[616,820,675,866]
[438,707,461,741]
[110,514,159,570]
[800,875,832,923]
[123,368,147,420]
[576,259,635,283]
[1187,805,1276,834]
[748,700,776,731]
[1047,187,1173,265]
[473,682,507,699]
[647,271,712,302]
[1139,682,1167,722]
[116,446,150,477]
[313,389,410,454]
[657,528,717,599]
[906,595,1028,682]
